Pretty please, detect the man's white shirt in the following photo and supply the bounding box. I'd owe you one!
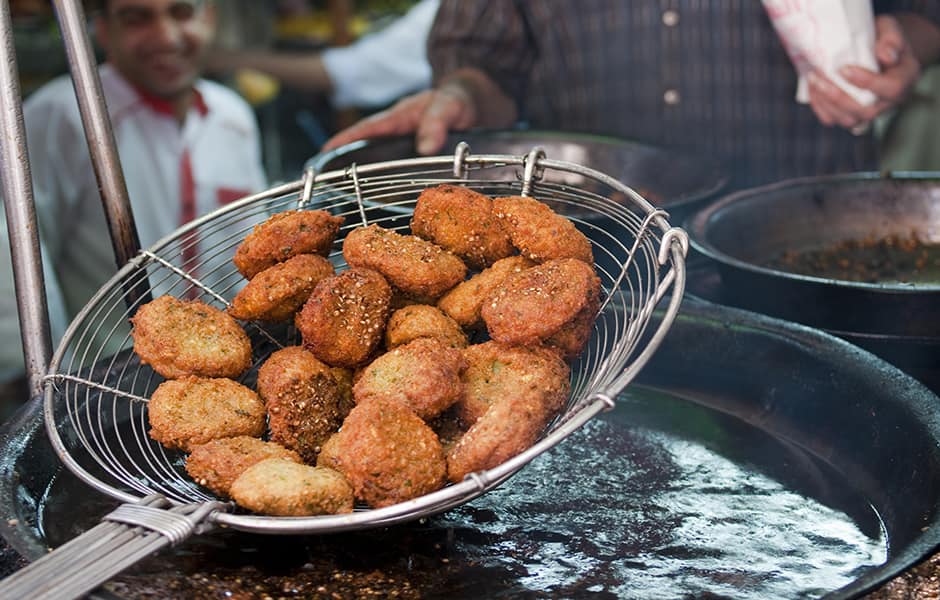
[0,64,267,380]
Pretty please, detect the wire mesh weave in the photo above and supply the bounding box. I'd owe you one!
[42,145,687,534]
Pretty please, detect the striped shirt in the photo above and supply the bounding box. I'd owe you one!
[429,1,940,189]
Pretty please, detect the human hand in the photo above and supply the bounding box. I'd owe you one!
[322,84,478,154]
[806,15,920,134]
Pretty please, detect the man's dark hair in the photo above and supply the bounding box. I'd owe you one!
[93,0,210,15]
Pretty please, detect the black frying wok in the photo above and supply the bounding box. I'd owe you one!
[1,298,939,599]
[686,173,940,386]
[307,129,729,224]
[686,172,940,336]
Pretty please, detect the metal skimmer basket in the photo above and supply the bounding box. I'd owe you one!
[2,144,687,599]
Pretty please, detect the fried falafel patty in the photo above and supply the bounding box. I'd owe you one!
[317,397,446,508]
[353,338,468,421]
[493,195,594,264]
[447,344,570,482]
[436,256,535,330]
[410,184,514,270]
[385,304,468,350]
[230,458,354,516]
[257,346,345,462]
[185,436,302,498]
[543,294,601,360]
[343,224,467,301]
[131,295,252,379]
[147,376,266,452]
[456,341,571,427]
[233,209,344,280]
[228,254,335,322]
[482,258,602,346]
[295,267,392,368]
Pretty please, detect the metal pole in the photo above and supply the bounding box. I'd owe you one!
[0,0,53,400]
[51,0,150,307]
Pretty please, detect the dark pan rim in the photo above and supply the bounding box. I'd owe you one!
[307,128,730,210]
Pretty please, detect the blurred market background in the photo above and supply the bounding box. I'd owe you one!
[9,0,423,186]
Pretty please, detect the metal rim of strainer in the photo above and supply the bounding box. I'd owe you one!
[42,144,688,535]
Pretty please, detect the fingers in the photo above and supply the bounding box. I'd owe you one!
[807,70,877,129]
[416,114,451,155]
[806,80,839,127]
[805,14,921,134]
[321,87,477,155]
[840,29,921,105]
[839,15,918,104]
[839,63,914,105]
[874,15,904,68]
[321,91,435,152]
[415,87,476,155]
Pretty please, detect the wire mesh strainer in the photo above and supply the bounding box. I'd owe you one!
[0,144,687,598]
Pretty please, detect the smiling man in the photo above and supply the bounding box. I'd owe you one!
[0,0,267,400]
[96,0,216,122]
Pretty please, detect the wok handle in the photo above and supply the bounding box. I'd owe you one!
[0,495,226,600]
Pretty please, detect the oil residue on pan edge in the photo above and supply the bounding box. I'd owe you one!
[37,387,884,600]
[438,389,884,599]
[766,236,940,285]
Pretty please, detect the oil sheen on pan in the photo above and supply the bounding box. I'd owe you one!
[38,387,883,600]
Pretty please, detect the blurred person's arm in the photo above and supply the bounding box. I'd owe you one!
[323,0,534,153]
[206,49,333,95]
[321,0,437,108]
[208,0,438,109]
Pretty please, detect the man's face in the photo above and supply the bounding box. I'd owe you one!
[96,0,216,99]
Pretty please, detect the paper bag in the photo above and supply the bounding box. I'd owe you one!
[763,0,879,106]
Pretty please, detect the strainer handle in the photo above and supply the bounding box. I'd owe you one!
[0,0,54,401]
[52,0,143,271]
[0,495,225,600]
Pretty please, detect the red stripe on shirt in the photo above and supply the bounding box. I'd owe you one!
[134,85,209,118]
[180,150,200,297]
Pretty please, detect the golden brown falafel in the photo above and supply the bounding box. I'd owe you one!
[230,458,354,516]
[233,209,343,280]
[352,337,468,421]
[385,304,468,350]
[147,376,266,452]
[295,267,392,368]
[436,255,535,330]
[543,295,601,360]
[493,195,593,264]
[228,254,335,322]
[447,343,570,483]
[317,397,446,508]
[131,295,252,380]
[185,436,302,498]
[456,341,571,427]
[482,258,601,346]
[411,184,514,270]
[257,346,345,463]
[343,224,467,301]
